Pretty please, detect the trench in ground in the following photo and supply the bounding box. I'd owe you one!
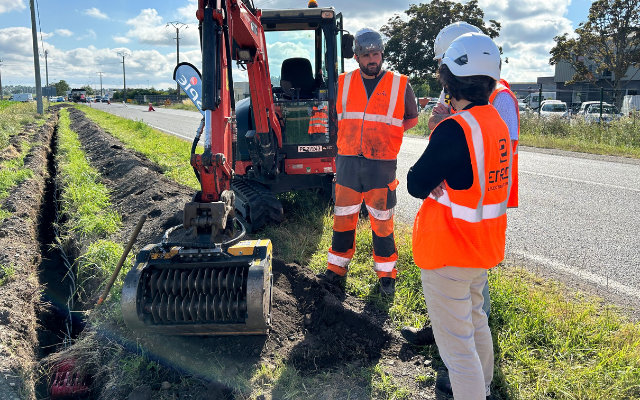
[34,123,87,398]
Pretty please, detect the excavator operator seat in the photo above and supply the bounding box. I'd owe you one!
[280,58,315,100]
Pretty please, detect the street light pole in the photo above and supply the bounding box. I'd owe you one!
[117,52,129,101]
[97,71,104,96]
[167,22,187,102]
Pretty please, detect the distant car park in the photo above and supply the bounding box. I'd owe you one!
[583,104,622,123]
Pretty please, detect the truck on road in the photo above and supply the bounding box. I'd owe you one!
[9,93,34,102]
[70,88,87,103]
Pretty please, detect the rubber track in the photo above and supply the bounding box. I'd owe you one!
[231,178,283,231]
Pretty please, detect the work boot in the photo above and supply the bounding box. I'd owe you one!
[435,368,494,400]
[400,325,436,346]
[317,270,346,287]
[378,277,395,296]
[435,368,453,400]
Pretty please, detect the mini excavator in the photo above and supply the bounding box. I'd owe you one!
[121,0,354,335]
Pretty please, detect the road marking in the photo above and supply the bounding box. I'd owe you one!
[512,251,640,300]
[521,170,640,193]
[146,124,194,142]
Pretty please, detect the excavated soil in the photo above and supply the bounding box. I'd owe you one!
[54,108,437,399]
[0,115,58,400]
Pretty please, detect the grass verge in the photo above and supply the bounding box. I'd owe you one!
[56,108,130,303]
[0,101,49,148]
[0,140,34,223]
[75,104,201,190]
[78,109,640,399]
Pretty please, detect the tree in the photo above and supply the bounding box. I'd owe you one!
[54,80,70,96]
[549,0,640,105]
[81,85,95,95]
[380,0,501,87]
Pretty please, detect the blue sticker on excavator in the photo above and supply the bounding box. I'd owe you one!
[173,62,204,115]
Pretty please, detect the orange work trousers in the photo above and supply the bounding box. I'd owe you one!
[327,155,398,279]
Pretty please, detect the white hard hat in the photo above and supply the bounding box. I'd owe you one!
[433,22,482,60]
[441,32,501,80]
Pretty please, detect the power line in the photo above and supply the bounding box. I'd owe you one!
[167,21,188,100]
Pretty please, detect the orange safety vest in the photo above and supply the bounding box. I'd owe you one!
[412,105,512,270]
[337,70,408,160]
[489,80,519,208]
[308,106,329,134]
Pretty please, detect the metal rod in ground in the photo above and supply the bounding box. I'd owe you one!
[97,214,147,306]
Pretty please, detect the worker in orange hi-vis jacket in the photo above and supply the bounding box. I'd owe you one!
[317,28,419,297]
[406,33,510,400]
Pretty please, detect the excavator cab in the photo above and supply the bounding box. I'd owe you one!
[234,7,353,229]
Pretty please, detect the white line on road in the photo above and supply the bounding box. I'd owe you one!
[146,124,194,142]
[521,170,640,193]
[512,251,640,300]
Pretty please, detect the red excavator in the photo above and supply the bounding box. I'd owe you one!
[121,0,354,335]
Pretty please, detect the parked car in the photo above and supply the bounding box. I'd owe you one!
[423,99,439,112]
[57,96,65,102]
[101,97,110,103]
[518,102,531,116]
[576,101,611,116]
[583,104,622,123]
[539,100,568,118]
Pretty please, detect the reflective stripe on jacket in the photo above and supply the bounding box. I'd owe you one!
[489,81,519,208]
[412,106,512,270]
[308,106,329,134]
[336,70,408,160]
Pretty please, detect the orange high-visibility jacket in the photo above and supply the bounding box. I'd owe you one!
[337,70,408,160]
[489,81,519,208]
[412,105,512,270]
[308,106,329,134]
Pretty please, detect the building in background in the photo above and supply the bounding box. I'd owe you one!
[233,82,250,103]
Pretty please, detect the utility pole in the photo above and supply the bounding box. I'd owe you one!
[0,60,3,101]
[167,22,187,101]
[44,49,49,88]
[118,52,129,101]
[97,72,104,96]
[29,0,43,114]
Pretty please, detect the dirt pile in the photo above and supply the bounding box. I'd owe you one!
[0,114,57,400]
[48,108,435,399]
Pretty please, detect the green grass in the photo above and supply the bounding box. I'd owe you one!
[76,104,201,189]
[0,100,48,149]
[0,264,16,286]
[56,109,128,307]
[72,107,640,399]
[0,140,34,223]
[161,102,200,112]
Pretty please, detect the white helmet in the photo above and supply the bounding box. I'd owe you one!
[433,22,482,60]
[441,32,501,80]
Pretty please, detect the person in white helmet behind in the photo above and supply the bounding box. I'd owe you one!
[406,32,510,400]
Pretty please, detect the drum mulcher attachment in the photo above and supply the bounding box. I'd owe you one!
[121,239,272,335]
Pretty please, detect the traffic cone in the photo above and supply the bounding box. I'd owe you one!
[148,103,156,112]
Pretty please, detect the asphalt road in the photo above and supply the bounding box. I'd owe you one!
[91,102,640,311]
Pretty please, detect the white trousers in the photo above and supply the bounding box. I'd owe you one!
[421,267,493,400]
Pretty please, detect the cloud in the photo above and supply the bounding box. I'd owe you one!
[77,29,97,41]
[113,36,131,44]
[124,8,199,47]
[83,7,109,20]
[55,29,73,37]
[176,0,198,23]
[0,0,25,14]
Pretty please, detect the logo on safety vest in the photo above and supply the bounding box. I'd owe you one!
[499,139,508,164]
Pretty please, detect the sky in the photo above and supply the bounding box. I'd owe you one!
[0,0,594,91]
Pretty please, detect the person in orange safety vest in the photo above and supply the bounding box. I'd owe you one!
[308,104,329,135]
[317,28,419,297]
[405,33,511,399]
